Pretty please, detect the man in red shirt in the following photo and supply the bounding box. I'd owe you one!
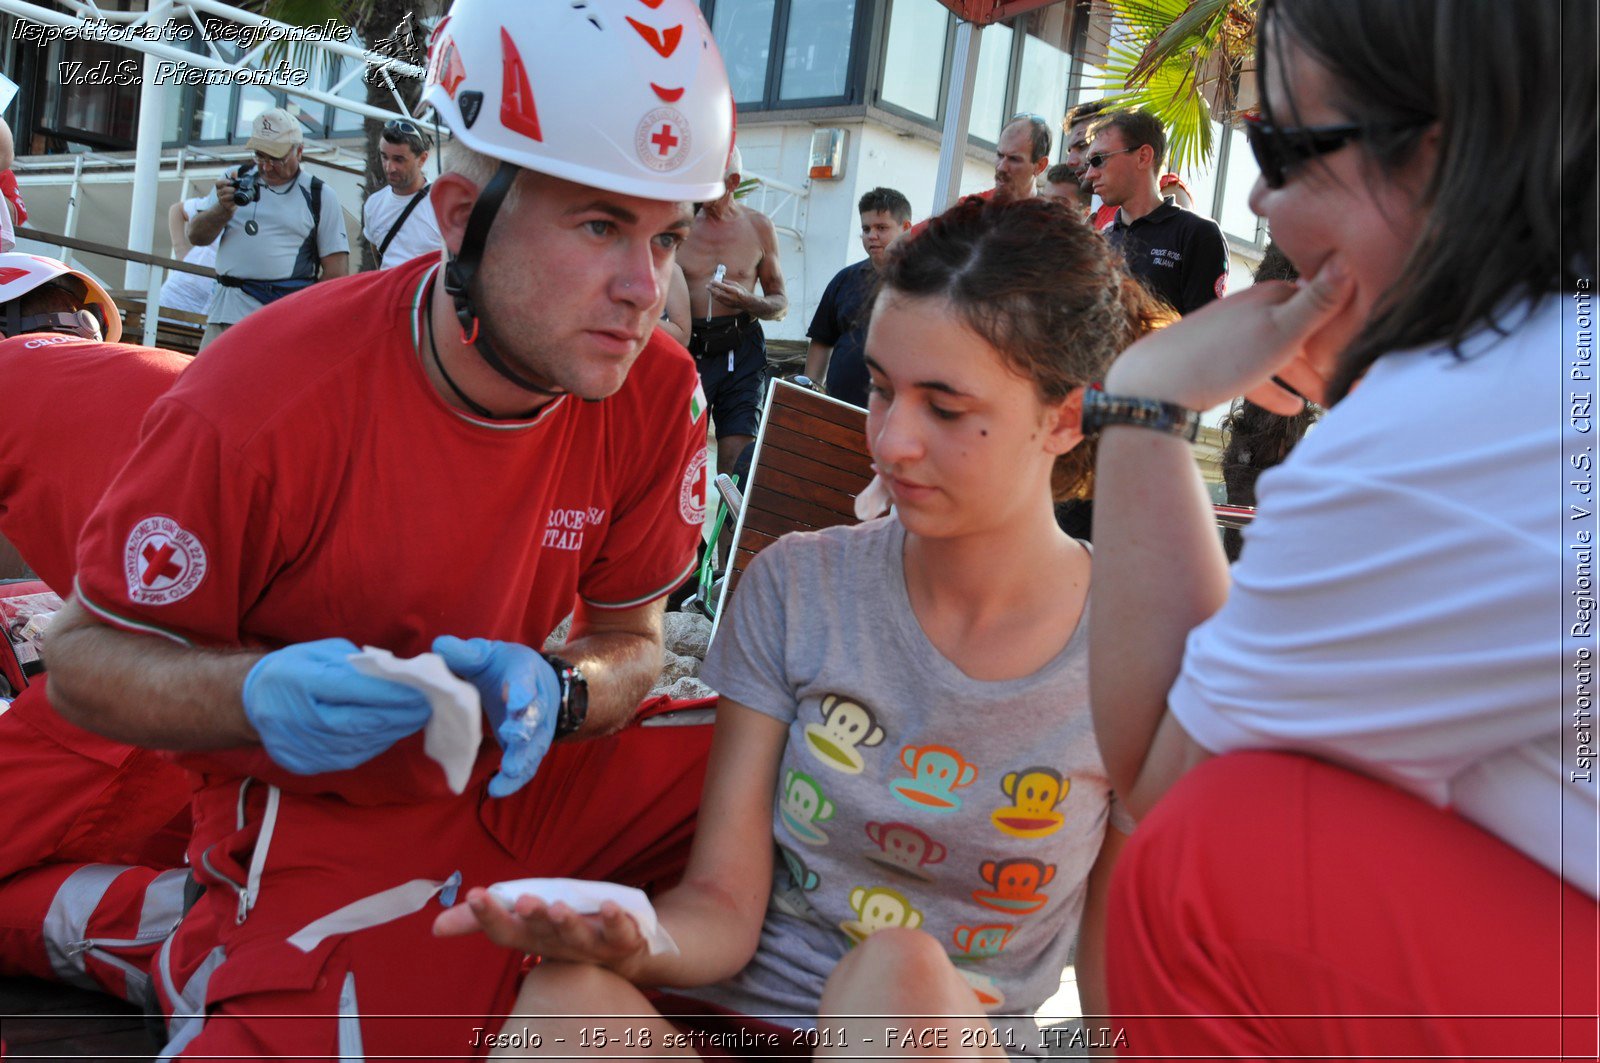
[0,254,196,1005]
[41,1,735,1056]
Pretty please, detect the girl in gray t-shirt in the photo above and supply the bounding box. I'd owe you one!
[440,196,1170,1058]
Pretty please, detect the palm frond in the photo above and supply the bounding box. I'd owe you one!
[1091,0,1256,170]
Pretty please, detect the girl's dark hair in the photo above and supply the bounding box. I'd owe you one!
[876,195,1171,501]
[1258,0,1595,403]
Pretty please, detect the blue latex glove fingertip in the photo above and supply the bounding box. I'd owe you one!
[432,635,483,668]
[487,771,528,798]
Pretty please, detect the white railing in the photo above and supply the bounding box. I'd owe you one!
[0,0,427,124]
[742,172,808,251]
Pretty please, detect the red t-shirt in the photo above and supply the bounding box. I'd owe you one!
[1,171,28,227]
[0,334,190,591]
[74,257,709,802]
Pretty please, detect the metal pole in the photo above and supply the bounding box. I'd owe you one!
[129,1,172,344]
[60,154,84,269]
[931,19,982,215]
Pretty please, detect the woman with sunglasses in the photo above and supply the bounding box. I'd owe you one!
[1086,0,1595,1057]
[438,196,1167,1057]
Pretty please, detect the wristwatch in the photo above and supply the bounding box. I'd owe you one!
[1081,384,1202,442]
[541,654,588,738]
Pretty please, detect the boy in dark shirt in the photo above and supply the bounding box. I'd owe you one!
[804,187,912,406]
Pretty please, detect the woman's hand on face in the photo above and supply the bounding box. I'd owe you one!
[1104,258,1356,414]
[432,887,650,978]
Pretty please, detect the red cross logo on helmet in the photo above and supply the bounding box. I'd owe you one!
[635,106,691,172]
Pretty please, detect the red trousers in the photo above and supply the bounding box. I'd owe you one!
[0,682,194,1005]
[156,707,714,1059]
[0,682,192,880]
[1107,752,1599,1062]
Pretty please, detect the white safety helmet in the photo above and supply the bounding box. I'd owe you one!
[0,252,121,343]
[418,0,735,402]
[422,0,734,203]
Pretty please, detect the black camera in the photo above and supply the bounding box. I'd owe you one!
[232,162,260,207]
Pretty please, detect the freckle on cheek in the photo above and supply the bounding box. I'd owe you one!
[980,429,989,437]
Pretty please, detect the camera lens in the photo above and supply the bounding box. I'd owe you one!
[232,174,255,206]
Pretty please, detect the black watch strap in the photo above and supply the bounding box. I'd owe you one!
[542,654,588,738]
[1081,384,1202,442]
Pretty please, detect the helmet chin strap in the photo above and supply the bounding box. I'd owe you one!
[1,301,100,341]
[442,160,566,398]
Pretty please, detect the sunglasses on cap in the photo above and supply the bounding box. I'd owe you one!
[1243,113,1431,189]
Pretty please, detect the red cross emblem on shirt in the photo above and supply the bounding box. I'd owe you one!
[140,542,182,586]
[123,516,209,605]
[650,123,679,156]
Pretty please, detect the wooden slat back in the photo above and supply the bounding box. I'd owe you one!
[713,382,873,632]
[116,298,206,357]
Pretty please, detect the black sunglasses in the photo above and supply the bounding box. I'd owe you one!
[1085,146,1135,170]
[1244,113,1428,189]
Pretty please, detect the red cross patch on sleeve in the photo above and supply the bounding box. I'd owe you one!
[123,516,209,606]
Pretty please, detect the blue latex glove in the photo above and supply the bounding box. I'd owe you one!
[241,638,434,775]
[432,635,560,798]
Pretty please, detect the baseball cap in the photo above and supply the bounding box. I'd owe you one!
[246,108,304,159]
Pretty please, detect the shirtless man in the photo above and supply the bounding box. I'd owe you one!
[678,147,788,472]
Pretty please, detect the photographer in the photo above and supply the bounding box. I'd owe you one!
[187,107,348,350]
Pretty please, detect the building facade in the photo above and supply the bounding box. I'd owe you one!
[0,0,1268,343]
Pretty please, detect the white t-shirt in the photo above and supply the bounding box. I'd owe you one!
[1169,295,1596,898]
[361,184,440,269]
[158,195,217,315]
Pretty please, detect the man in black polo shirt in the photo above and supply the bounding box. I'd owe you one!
[803,187,912,407]
[1085,109,1228,315]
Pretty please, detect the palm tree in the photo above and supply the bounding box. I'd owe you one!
[1088,0,1257,171]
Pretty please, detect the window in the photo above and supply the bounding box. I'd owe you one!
[968,20,1012,144]
[706,0,861,109]
[879,0,949,120]
[877,4,1085,155]
[40,38,139,148]
[328,49,370,138]
[1218,124,1265,243]
[712,0,777,105]
[186,77,234,143]
[1014,8,1074,157]
[780,0,857,101]
[1180,119,1225,218]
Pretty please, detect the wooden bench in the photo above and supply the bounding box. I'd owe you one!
[0,976,157,1059]
[113,296,207,356]
[712,381,874,629]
